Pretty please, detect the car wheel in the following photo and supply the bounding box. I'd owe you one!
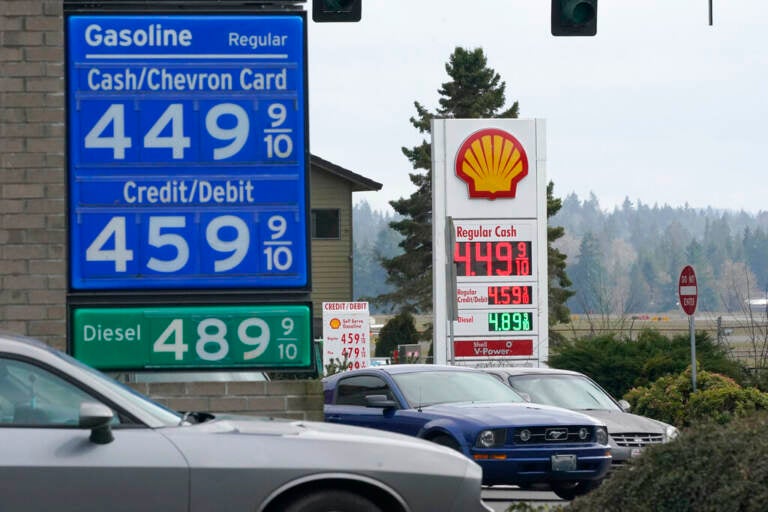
[283,490,383,512]
[551,479,601,501]
[431,434,461,452]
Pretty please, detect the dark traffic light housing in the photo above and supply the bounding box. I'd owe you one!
[551,0,597,36]
[313,0,361,22]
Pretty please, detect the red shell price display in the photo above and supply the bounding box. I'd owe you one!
[454,241,532,277]
[339,331,368,370]
[487,285,532,305]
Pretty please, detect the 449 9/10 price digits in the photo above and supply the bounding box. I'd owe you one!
[81,101,295,163]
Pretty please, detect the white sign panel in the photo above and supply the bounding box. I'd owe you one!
[322,302,371,373]
[433,119,548,367]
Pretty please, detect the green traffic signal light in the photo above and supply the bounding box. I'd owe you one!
[551,0,597,36]
[313,0,362,23]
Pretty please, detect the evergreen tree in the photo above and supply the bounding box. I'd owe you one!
[547,182,575,344]
[376,47,519,317]
[375,310,419,358]
[569,232,609,316]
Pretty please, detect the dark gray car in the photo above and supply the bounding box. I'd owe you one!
[483,367,678,466]
[0,333,491,512]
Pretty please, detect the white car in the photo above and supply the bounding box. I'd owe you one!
[483,367,678,466]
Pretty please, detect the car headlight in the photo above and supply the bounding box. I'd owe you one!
[595,426,609,445]
[665,425,679,441]
[578,427,590,440]
[519,429,531,442]
[476,429,506,448]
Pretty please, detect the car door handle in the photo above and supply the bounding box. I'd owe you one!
[326,415,341,422]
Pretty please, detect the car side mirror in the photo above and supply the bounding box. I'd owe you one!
[618,399,631,412]
[364,394,398,410]
[79,402,114,445]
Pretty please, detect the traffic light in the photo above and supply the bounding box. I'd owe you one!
[313,0,361,23]
[551,0,597,36]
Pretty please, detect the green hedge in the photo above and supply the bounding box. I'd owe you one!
[548,329,745,399]
[625,367,768,427]
[567,412,768,512]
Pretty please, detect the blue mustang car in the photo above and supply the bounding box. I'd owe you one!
[323,365,612,500]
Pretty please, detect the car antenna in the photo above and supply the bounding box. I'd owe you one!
[417,387,423,412]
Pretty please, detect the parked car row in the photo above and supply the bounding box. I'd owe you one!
[0,332,677,509]
[323,364,612,500]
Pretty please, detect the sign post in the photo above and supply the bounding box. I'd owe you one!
[678,265,698,391]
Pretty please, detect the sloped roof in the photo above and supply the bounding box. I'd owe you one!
[310,154,382,192]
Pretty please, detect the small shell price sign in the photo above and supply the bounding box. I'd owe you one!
[322,302,370,373]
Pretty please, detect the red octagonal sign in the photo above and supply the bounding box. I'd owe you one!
[678,265,698,316]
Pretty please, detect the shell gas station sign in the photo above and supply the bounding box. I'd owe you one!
[432,119,548,367]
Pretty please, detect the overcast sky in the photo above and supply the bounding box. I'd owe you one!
[307,0,768,216]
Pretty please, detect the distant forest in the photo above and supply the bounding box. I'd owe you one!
[353,194,768,315]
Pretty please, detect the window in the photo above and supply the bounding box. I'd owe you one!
[335,375,393,406]
[312,209,340,239]
[0,357,113,427]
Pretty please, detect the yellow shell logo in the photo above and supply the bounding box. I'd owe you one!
[329,318,341,329]
[455,128,529,199]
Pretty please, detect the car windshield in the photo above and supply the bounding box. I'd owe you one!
[507,374,620,411]
[392,370,524,407]
[51,349,183,426]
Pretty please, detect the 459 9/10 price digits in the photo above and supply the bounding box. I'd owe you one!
[82,213,294,276]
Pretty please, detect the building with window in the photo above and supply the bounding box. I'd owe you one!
[309,155,382,336]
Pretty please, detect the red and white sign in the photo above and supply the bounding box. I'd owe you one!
[454,339,534,358]
[678,265,698,316]
[322,301,370,373]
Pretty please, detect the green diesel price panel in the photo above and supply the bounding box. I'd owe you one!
[72,304,311,371]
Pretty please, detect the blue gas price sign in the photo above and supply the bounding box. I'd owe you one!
[66,14,308,290]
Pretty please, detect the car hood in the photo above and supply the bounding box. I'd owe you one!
[161,414,476,473]
[573,409,670,434]
[423,402,602,427]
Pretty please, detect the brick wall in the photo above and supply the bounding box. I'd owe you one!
[0,0,66,350]
[129,379,325,422]
[0,2,323,420]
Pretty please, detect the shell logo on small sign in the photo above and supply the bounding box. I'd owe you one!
[455,128,529,200]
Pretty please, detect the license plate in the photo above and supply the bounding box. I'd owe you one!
[551,454,577,471]
[631,448,643,458]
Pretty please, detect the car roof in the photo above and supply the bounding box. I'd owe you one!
[323,364,481,382]
[483,367,586,377]
[369,364,480,375]
[0,331,61,357]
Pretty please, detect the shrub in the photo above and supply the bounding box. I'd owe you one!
[625,366,768,427]
[567,411,768,512]
[549,329,745,398]
[375,310,418,358]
